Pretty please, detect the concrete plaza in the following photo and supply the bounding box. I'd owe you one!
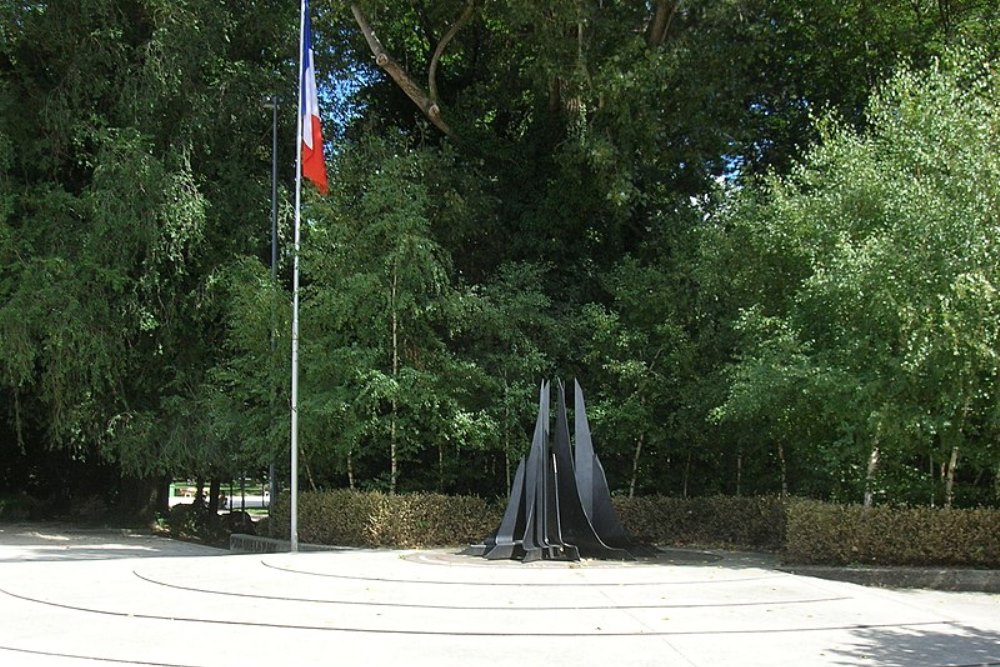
[0,523,997,666]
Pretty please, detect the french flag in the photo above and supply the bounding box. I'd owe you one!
[300,0,328,195]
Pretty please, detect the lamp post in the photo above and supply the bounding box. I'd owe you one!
[266,95,279,291]
[263,94,279,526]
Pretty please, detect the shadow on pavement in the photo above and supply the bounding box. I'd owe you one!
[830,623,1000,667]
[0,523,223,561]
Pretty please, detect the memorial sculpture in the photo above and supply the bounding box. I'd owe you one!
[465,379,643,562]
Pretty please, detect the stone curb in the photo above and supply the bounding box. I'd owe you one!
[228,533,349,554]
[779,564,1000,593]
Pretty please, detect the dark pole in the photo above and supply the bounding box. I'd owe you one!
[264,94,280,520]
[270,95,279,286]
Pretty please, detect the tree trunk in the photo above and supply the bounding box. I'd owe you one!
[943,396,973,508]
[12,385,23,453]
[682,451,692,498]
[944,444,960,509]
[776,441,788,497]
[347,449,355,491]
[647,0,680,47]
[303,455,318,492]
[735,450,742,496]
[504,440,511,494]
[193,477,205,508]
[503,420,511,493]
[389,406,398,494]
[628,395,647,498]
[628,431,645,498]
[548,77,563,113]
[119,474,169,523]
[207,478,222,516]
[155,477,170,516]
[863,442,881,508]
[389,261,399,495]
[438,442,445,491]
[994,462,1000,503]
[503,376,511,493]
[929,454,936,506]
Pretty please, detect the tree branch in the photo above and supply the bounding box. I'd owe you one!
[429,2,475,106]
[350,3,454,138]
[647,0,681,48]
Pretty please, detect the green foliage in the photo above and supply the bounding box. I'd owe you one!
[0,495,33,521]
[162,503,252,547]
[712,49,1000,504]
[575,220,716,495]
[0,0,297,500]
[293,138,493,492]
[269,490,501,548]
[460,261,556,491]
[785,499,1000,567]
[195,257,290,475]
[3,0,1000,512]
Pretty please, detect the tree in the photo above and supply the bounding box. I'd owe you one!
[293,138,485,493]
[0,0,296,513]
[4,0,999,509]
[712,49,1000,506]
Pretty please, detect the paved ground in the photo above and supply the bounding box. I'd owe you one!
[0,523,998,666]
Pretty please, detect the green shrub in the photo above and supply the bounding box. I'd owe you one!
[0,494,46,521]
[68,495,109,523]
[269,491,999,567]
[785,499,1000,567]
[0,496,29,521]
[613,495,786,550]
[271,491,784,550]
[270,490,502,548]
[165,503,211,535]
[162,503,235,546]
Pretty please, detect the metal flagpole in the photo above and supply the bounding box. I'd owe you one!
[290,0,307,553]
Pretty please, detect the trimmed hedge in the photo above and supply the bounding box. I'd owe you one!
[785,499,1000,567]
[267,490,1000,568]
[269,490,502,548]
[269,490,785,551]
[614,495,786,551]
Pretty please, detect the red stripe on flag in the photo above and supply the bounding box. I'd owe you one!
[302,114,327,195]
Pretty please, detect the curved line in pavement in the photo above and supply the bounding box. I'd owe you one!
[259,559,781,587]
[0,585,952,638]
[3,641,998,667]
[132,568,848,611]
[0,644,202,667]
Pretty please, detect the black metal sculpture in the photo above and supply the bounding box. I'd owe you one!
[465,379,641,562]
